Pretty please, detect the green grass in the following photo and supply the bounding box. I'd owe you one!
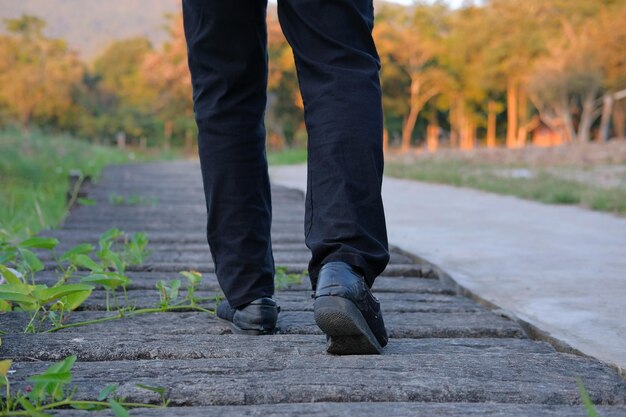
[267,148,307,166]
[0,130,140,240]
[385,159,626,215]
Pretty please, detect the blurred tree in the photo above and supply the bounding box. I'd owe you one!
[528,0,626,143]
[0,15,83,133]
[528,22,603,144]
[94,37,154,109]
[374,3,450,153]
[267,11,304,149]
[141,13,194,149]
[594,2,626,139]
[441,5,495,150]
[480,0,548,148]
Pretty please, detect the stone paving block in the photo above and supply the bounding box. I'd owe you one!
[49,403,626,417]
[0,310,524,338]
[10,355,626,406]
[4,162,625,415]
[1,335,555,362]
[32,271,453,294]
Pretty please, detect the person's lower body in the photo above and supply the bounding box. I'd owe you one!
[182,0,390,352]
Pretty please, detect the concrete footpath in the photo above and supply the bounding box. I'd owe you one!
[270,164,626,372]
[4,161,626,415]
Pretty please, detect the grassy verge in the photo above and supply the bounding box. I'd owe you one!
[0,130,152,240]
[267,147,307,166]
[385,159,626,215]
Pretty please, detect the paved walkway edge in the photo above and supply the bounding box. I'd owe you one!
[393,244,625,380]
[269,164,626,377]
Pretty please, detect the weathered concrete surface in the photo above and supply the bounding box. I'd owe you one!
[33,271,450,293]
[0,310,525,338]
[271,164,626,371]
[3,334,554,362]
[2,161,626,415]
[50,403,626,417]
[64,290,486,313]
[10,355,626,405]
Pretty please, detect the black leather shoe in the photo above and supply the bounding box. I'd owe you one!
[314,261,388,354]
[216,297,279,335]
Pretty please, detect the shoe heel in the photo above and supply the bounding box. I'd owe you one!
[314,296,383,355]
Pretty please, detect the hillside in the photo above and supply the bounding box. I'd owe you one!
[0,0,179,59]
[0,0,406,60]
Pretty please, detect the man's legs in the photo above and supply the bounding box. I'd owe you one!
[182,0,274,309]
[277,0,390,289]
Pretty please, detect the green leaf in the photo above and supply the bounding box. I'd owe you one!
[70,254,103,272]
[98,383,118,401]
[0,264,22,285]
[101,250,124,273]
[71,403,105,410]
[100,228,123,244]
[136,383,166,395]
[19,237,59,250]
[81,273,129,290]
[28,371,72,384]
[31,284,94,304]
[169,279,181,300]
[19,248,44,273]
[577,378,599,417]
[0,247,17,264]
[60,244,94,262]
[62,290,93,311]
[29,355,77,402]
[108,399,132,417]
[0,359,12,376]
[77,197,97,206]
[17,397,50,417]
[180,271,202,286]
[0,284,37,307]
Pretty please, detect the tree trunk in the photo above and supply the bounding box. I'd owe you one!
[449,104,458,148]
[559,96,576,143]
[164,119,173,151]
[401,104,420,153]
[463,119,475,150]
[457,102,473,151]
[577,87,599,143]
[516,84,528,147]
[597,94,614,142]
[487,100,497,148]
[401,78,426,153]
[613,100,626,139]
[426,123,439,153]
[506,79,518,148]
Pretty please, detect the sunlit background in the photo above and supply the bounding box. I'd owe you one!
[0,0,625,237]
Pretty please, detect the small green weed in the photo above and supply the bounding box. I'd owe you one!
[0,356,163,415]
[275,266,307,290]
[0,229,214,334]
[577,378,599,417]
[267,148,307,166]
[107,193,158,206]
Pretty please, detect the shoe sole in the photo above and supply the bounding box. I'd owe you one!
[314,296,383,355]
[216,317,275,336]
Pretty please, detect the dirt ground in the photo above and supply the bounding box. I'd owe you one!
[387,140,626,190]
[389,139,626,167]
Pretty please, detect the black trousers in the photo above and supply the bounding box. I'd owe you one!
[182,0,389,308]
